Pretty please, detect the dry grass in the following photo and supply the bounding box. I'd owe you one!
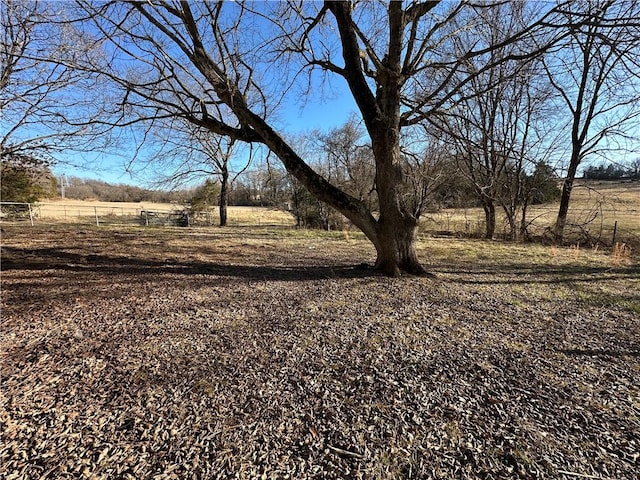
[18,200,295,227]
[37,198,181,216]
[421,180,640,248]
[1,225,639,479]
[5,179,637,247]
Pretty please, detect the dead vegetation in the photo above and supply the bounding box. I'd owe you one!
[1,226,639,479]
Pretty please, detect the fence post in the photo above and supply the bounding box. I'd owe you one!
[612,220,617,246]
[28,203,34,226]
[95,206,100,227]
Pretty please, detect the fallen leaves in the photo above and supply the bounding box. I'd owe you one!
[1,226,639,479]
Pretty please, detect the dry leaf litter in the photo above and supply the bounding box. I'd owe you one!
[1,227,638,479]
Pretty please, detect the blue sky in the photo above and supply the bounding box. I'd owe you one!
[53,76,358,188]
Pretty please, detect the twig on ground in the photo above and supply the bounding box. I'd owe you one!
[557,470,613,480]
[327,445,365,459]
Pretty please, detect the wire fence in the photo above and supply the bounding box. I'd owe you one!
[2,200,638,250]
[0,202,210,227]
[0,202,295,228]
[421,204,640,249]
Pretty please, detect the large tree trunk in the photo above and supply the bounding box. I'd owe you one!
[219,167,228,227]
[373,215,426,276]
[367,137,429,276]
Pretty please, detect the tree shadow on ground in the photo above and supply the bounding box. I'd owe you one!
[0,245,377,282]
[3,245,639,285]
[432,262,640,285]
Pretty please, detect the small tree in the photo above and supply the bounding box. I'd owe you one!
[1,153,56,203]
[526,162,561,206]
[189,179,220,209]
[518,161,561,240]
[149,121,250,226]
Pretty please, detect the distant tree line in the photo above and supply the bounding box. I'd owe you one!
[583,160,640,180]
[0,151,197,204]
[63,177,195,204]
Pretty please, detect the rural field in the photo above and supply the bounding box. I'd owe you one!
[23,199,295,228]
[4,179,639,250]
[422,180,640,249]
[1,224,638,479]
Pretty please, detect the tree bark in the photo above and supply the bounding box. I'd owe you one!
[506,213,517,241]
[519,201,529,242]
[373,215,427,277]
[367,119,429,276]
[554,182,570,243]
[502,200,519,241]
[483,201,496,239]
[554,151,580,243]
[219,166,228,227]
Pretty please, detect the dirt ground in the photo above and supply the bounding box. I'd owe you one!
[1,225,639,479]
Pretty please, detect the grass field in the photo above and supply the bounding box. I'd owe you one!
[18,199,296,227]
[1,224,638,479]
[3,179,638,249]
[422,180,640,248]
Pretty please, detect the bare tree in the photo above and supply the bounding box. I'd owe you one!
[145,119,253,226]
[544,0,640,242]
[0,0,107,165]
[429,3,562,240]
[627,158,640,178]
[68,0,575,275]
[315,117,376,211]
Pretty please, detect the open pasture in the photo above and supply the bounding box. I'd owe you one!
[5,179,635,248]
[422,180,640,248]
[1,225,639,479]
[22,199,295,228]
